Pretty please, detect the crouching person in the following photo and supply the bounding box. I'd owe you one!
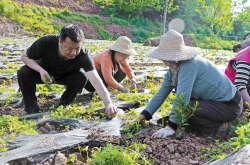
[126,30,243,140]
[225,46,250,108]
[85,36,137,93]
[18,24,117,118]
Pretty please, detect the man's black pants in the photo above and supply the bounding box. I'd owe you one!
[17,65,88,113]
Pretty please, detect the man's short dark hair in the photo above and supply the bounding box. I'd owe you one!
[60,24,84,43]
[233,44,242,53]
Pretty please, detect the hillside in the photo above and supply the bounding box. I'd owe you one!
[0,0,144,41]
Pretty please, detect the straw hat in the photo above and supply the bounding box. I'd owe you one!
[146,30,201,61]
[106,36,138,55]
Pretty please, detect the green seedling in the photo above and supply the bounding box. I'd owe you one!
[0,139,9,152]
[87,143,152,164]
[171,92,200,138]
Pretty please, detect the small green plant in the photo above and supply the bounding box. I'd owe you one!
[67,154,76,163]
[0,139,9,152]
[231,120,250,148]
[87,143,151,164]
[171,92,200,138]
[122,121,142,137]
[92,94,100,103]
[0,114,37,139]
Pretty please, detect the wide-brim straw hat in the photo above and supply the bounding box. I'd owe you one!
[106,36,138,55]
[146,30,201,61]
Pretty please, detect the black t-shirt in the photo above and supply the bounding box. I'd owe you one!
[26,34,95,79]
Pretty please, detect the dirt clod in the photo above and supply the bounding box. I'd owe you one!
[54,152,67,165]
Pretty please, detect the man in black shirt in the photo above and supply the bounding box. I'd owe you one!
[18,24,117,118]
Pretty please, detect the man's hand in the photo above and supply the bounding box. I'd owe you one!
[106,103,118,118]
[151,126,175,138]
[39,69,52,84]
[117,84,129,93]
[130,77,136,89]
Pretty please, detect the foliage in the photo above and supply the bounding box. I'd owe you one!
[0,85,15,94]
[122,121,140,137]
[190,33,240,50]
[158,93,175,127]
[97,0,178,18]
[36,84,64,94]
[0,63,22,74]
[87,143,151,164]
[116,92,153,104]
[231,120,250,148]
[198,145,224,160]
[51,104,96,120]
[0,139,9,152]
[132,28,155,43]
[0,0,62,36]
[0,114,37,139]
[171,92,200,138]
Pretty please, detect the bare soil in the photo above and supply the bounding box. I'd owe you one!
[0,17,33,37]
[12,0,101,15]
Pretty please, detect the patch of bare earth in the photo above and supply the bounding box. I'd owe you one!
[0,17,33,37]
[12,0,101,14]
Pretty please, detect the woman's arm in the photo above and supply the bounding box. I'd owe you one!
[234,60,250,107]
[101,59,129,92]
[142,70,174,119]
[240,89,250,108]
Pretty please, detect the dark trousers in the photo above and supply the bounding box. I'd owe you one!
[17,65,88,113]
[187,98,243,135]
[85,64,126,92]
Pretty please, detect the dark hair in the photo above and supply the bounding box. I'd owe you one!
[233,44,242,53]
[111,50,118,71]
[60,24,84,43]
[243,32,250,40]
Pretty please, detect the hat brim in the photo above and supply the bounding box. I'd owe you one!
[106,44,138,55]
[146,46,201,61]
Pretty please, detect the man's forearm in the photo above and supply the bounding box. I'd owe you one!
[21,55,44,73]
[86,70,112,107]
[94,81,112,106]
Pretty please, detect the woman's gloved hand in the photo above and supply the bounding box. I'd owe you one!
[117,84,129,93]
[151,126,175,139]
[130,76,137,89]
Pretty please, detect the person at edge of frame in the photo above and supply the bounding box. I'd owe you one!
[233,33,250,53]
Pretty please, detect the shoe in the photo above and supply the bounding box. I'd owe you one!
[206,122,231,142]
[214,122,231,140]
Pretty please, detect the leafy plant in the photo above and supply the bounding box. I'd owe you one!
[231,120,250,148]
[87,143,151,164]
[0,114,37,139]
[0,139,9,152]
[121,121,145,137]
[171,92,200,138]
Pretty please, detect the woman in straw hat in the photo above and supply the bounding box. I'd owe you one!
[85,36,138,93]
[126,30,243,140]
